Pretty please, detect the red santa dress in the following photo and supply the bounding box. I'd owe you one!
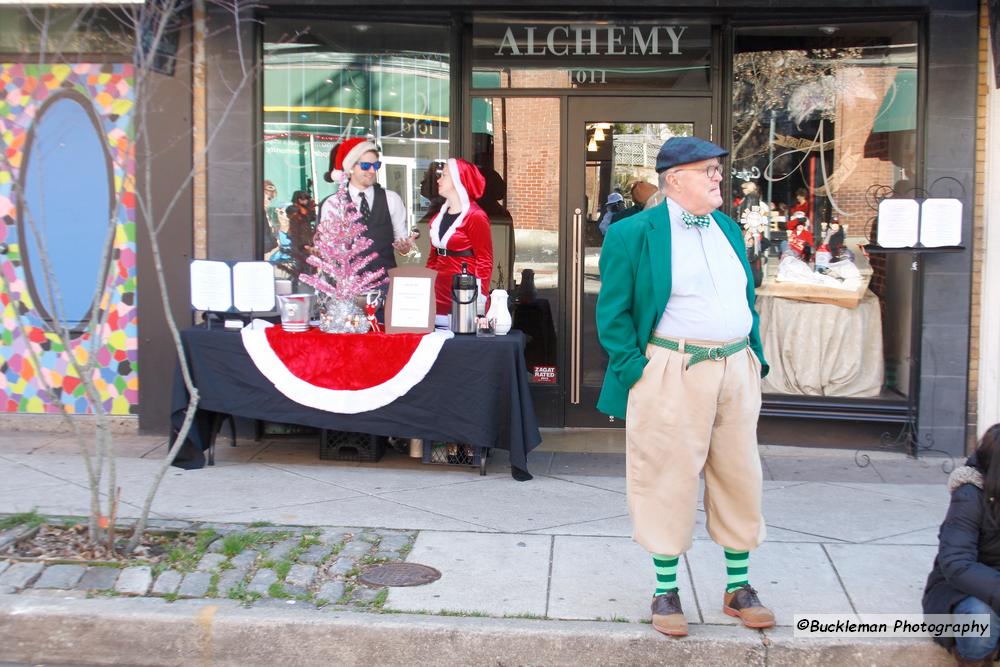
[425,159,494,316]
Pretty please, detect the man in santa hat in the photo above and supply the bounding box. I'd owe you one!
[322,137,415,288]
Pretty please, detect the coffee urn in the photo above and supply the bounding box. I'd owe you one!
[450,262,478,334]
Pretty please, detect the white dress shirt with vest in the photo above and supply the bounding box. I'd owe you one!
[347,183,408,241]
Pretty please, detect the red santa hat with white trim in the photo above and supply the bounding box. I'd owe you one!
[323,136,379,183]
[447,158,486,207]
[429,158,486,248]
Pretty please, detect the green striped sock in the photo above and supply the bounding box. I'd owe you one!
[724,548,749,592]
[652,553,679,596]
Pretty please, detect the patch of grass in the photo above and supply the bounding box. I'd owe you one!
[503,612,547,620]
[226,580,262,606]
[207,572,220,597]
[436,609,489,618]
[268,582,289,598]
[163,529,220,573]
[248,521,275,528]
[165,544,199,572]
[372,588,388,609]
[299,532,321,548]
[337,583,355,604]
[221,531,273,558]
[397,541,414,559]
[359,554,388,566]
[163,591,179,603]
[0,510,45,531]
[194,529,218,551]
[274,560,292,580]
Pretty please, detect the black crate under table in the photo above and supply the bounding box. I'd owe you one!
[320,429,386,462]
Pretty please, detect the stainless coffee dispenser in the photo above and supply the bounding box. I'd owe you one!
[450,262,478,334]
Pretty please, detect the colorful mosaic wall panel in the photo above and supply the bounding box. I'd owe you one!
[0,63,137,415]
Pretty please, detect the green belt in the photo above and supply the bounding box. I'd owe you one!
[648,334,749,369]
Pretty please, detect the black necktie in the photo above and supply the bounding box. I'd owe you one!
[358,193,370,224]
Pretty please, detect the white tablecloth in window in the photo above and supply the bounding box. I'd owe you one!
[756,291,884,397]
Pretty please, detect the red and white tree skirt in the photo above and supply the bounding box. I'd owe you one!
[241,326,453,414]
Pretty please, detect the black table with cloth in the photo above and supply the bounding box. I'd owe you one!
[169,328,541,478]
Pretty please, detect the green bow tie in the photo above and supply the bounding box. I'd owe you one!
[681,211,712,228]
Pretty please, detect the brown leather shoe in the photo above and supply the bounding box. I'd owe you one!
[722,584,775,629]
[651,590,688,637]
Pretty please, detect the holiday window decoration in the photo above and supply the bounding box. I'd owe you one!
[299,174,385,333]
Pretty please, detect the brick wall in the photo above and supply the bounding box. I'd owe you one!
[968,0,988,451]
[493,95,561,232]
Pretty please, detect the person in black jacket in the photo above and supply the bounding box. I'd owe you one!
[924,423,1000,666]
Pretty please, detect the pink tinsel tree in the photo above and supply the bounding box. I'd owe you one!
[299,174,385,303]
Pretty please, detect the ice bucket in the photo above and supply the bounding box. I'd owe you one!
[278,293,313,332]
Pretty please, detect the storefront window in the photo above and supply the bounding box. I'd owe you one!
[262,19,450,279]
[731,21,918,400]
[472,16,710,90]
[0,8,133,55]
[472,96,560,381]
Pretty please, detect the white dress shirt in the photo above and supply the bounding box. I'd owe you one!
[347,183,408,240]
[653,197,752,343]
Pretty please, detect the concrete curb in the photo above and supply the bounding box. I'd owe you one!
[1,594,954,666]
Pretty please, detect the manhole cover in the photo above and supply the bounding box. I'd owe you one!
[358,562,441,588]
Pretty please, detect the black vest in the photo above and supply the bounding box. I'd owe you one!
[362,185,397,283]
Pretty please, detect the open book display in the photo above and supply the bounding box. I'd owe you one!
[189,260,276,314]
[876,198,962,249]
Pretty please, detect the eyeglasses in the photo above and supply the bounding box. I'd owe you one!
[670,163,724,179]
[358,161,382,172]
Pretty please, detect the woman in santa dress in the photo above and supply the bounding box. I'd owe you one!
[425,158,494,325]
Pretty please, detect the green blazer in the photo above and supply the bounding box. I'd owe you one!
[595,200,769,420]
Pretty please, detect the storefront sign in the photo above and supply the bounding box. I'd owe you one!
[494,25,688,57]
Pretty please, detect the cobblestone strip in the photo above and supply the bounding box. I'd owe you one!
[151,570,183,596]
[75,566,120,592]
[0,562,44,591]
[247,568,277,596]
[177,571,213,598]
[115,566,152,595]
[1,524,421,613]
[33,564,86,589]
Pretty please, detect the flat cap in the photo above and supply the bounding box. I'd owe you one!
[655,136,729,173]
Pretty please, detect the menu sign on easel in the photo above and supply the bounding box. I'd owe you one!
[877,198,962,249]
[190,260,276,313]
[919,198,962,247]
[876,199,918,248]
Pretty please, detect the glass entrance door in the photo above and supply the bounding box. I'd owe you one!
[565,97,712,427]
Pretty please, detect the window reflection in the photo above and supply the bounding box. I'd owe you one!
[262,19,451,284]
[473,97,560,380]
[732,22,917,399]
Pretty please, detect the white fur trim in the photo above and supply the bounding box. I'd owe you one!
[949,465,984,493]
[342,141,378,173]
[241,329,453,414]
[430,158,471,249]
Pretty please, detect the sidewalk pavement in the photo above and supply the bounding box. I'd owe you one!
[0,428,960,666]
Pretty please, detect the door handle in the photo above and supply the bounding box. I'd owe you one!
[570,208,583,405]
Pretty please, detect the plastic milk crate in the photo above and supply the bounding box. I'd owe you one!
[421,441,484,469]
[319,430,385,462]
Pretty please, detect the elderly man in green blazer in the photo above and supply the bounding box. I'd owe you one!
[596,136,773,638]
